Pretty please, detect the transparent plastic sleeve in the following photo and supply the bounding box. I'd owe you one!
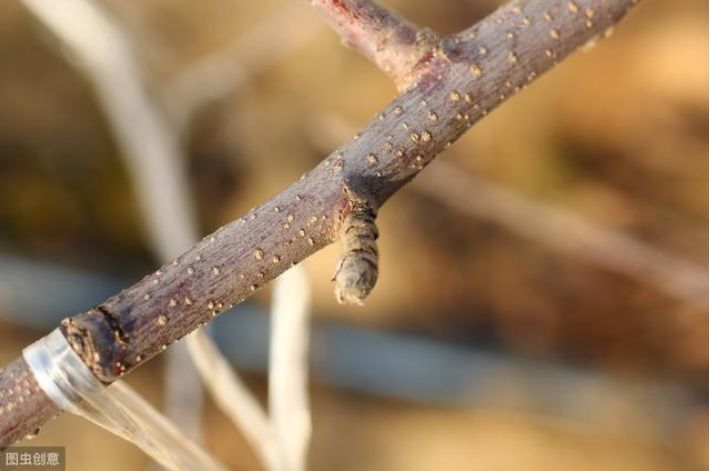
[23,329,229,471]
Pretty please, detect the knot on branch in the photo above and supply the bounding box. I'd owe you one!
[333,192,379,305]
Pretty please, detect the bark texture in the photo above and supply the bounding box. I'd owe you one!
[0,358,59,447]
[1,0,640,447]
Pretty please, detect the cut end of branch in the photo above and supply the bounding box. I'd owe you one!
[333,195,379,305]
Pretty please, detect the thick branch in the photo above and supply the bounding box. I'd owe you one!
[1,0,640,446]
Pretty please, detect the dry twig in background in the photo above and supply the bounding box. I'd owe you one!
[416,161,708,304]
[17,0,206,444]
[166,3,322,126]
[307,112,708,305]
[269,266,312,471]
[16,1,315,469]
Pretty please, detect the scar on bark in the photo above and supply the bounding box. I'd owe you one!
[333,189,379,305]
[60,304,128,382]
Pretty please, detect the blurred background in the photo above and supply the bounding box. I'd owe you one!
[0,0,707,469]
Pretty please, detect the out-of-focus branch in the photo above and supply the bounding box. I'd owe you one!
[307,0,441,90]
[185,332,282,470]
[20,0,198,262]
[2,0,642,445]
[18,0,206,445]
[269,267,312,471]
[169,4,319,467]
[166,3,322,126]
[19,2,302,468]
[417,162,708,304]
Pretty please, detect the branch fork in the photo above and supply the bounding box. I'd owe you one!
[2,0,642,446]
[309,0,444,90]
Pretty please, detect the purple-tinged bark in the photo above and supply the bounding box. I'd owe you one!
[1,0,640,447]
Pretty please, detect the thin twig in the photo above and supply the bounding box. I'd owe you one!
[269,266,312,471]
[416,161,709,304]
[185,332,282,470]
[170,4,319,467]
[2,0,642,446]
[20,0,198,261]
[166,3,322,126]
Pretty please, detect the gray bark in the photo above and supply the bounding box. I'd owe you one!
[1,0,639,447]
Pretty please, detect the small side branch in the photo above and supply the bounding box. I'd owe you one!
[307,0,441,90]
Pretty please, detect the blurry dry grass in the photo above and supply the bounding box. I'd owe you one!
[0,0,707,469]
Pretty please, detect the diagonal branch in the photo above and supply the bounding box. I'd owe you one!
[1,0,641,446]
[417,161,708,304]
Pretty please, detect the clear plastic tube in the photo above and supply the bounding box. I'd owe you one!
[23,329,229,471]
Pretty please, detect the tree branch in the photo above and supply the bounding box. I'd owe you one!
[417,161,708,303]
[1,0,640,447]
